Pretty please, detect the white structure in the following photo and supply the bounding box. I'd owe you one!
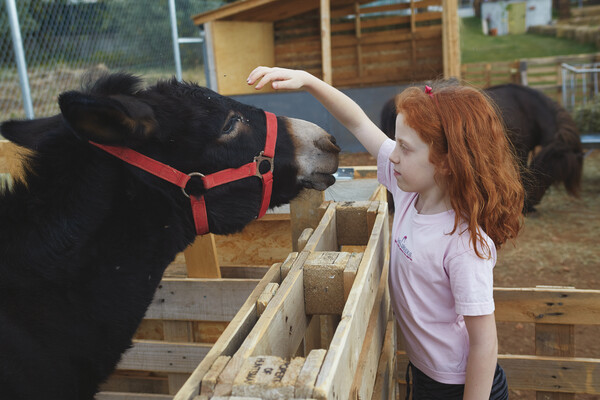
[481,0,552,36]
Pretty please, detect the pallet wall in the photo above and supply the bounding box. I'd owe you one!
[273,0,444,88]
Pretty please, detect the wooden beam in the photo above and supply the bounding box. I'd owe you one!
[304,252,350,315]
[494,287,600,325]
[320,0,333,84]
[499,354,600,394]
[336,201,373,246]
[442,0,461,79]
[117,340,211,374]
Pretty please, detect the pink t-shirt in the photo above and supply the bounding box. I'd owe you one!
[377,139,496,384]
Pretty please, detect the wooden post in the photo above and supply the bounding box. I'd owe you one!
[410,0,417,80]
[354,2,363,78]
[442,0,461,79]
[290,189,326,252]
[535,323,575,399]
[320,0,332,84]
[184,234,221,278]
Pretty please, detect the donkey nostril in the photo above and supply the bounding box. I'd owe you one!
[316,136,340,153]
[329,135,337,145]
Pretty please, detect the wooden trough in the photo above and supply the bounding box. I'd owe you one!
[174,198,394,400]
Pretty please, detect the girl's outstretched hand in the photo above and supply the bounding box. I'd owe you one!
[247,67,308,91]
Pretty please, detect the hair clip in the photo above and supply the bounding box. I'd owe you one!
[425,85,434,98]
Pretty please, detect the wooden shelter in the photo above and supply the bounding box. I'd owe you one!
[192,0,461,96]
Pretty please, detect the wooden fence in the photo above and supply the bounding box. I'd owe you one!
[461,52,600,103]
[397,286,600,398]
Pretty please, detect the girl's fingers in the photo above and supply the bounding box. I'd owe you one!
[247,67,299,90]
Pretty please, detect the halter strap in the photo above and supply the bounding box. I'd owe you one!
[90,111,278,235]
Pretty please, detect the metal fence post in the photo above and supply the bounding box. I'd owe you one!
[5,0,34,119]
[168,0,183,81]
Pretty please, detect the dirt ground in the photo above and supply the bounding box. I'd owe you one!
[340,149,600,399]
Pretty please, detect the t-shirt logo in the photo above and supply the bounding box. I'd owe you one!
[395,235,413,261]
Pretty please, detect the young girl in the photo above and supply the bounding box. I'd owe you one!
[247,67,524,399]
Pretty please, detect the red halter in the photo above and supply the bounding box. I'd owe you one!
[90,111,277,235]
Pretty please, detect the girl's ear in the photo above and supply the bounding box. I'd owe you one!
[438,155,452,176]
[58,90,159,146]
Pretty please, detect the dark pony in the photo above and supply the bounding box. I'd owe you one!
[380,83,583,212]
[0,72,339,400]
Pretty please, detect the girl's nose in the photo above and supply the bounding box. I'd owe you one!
[389,146,401,164]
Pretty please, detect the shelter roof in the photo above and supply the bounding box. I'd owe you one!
[191,0,368,25]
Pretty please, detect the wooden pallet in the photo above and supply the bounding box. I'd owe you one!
[175,199,394,400]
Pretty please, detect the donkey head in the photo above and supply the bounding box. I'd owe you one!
[2,73,340,234]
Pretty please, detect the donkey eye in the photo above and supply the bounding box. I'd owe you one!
[222,117,238,134]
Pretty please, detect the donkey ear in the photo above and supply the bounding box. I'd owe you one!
[1,115,63,150]
[58,90,159,145]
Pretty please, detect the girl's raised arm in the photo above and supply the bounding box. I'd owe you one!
[247,66,388,158]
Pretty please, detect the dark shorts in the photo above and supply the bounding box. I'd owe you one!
[405,362,509,400]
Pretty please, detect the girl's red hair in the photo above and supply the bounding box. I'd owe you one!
[396,82,524,258]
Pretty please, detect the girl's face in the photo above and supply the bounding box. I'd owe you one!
[389,112,440,195]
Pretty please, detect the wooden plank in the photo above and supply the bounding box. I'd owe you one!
[146,278,259,321]
[297,228,314,252]
[117,340,211,374]
[96,393,174,400]
[257,282,280,316]
[494,287,600,325]
[184,234,220,278]
[213,251,311,396]
[499,354,600,394]
[313,202,389,399]
[302,202,338,252]
[201,355,231,397]
[174,263,281,400]
[343,252,363,302]
[350,245,391,400]
[372,318,396,400]
[211,21,274,96]
[290,189,326,252]
[295,349,327,397]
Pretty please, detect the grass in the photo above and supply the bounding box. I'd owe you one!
[460,16,598,63]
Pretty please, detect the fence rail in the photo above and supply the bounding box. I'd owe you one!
[461,52,600,105]
[397,286,600,397]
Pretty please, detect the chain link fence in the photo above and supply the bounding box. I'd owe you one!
[1,0,225,121]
